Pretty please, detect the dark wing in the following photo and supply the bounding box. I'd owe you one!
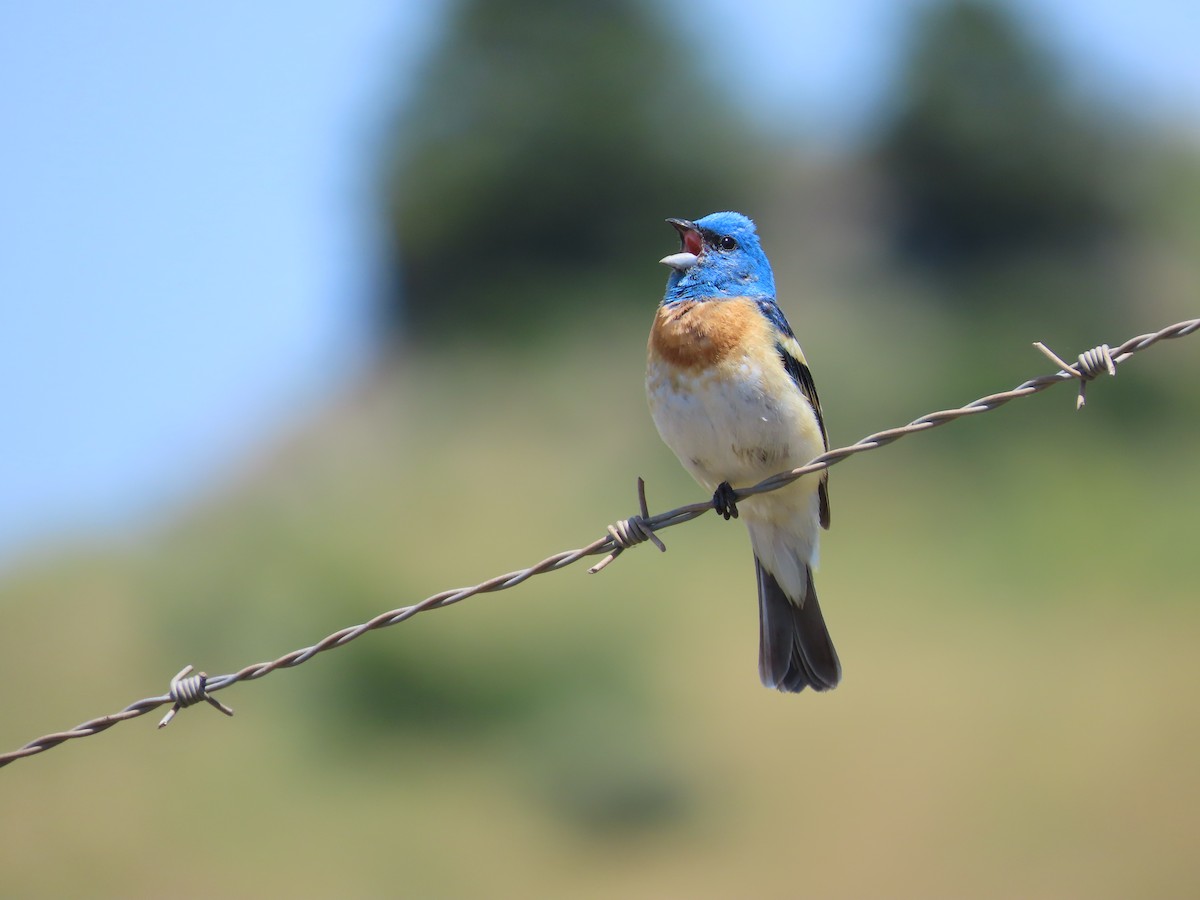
[757,300,831,529]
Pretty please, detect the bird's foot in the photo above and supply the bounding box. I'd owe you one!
[712,481,740,520]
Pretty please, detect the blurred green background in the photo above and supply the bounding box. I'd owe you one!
[3,1,1199,896]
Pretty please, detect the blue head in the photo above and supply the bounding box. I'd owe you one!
[659,211,776,304]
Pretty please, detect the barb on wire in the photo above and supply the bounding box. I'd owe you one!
[2,316,1196,770]
[589,477,666,574]
[1034,341,1118,409]
[158,666,234,729]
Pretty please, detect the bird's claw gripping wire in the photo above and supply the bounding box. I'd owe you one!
[712,481,740,521]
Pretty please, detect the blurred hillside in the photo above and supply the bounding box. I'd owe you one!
[3,298,1198,896]
[3,0,1200,897]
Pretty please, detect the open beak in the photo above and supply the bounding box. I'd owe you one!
[659,217,701,271]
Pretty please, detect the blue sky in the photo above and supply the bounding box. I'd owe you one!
[1,1,1197,568]
[0,3,438,564]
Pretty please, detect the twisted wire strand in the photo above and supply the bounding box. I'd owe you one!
[2,316,1196,770]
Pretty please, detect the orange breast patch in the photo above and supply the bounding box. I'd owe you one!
[648,297,765,371]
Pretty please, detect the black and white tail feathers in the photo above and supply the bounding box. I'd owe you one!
[755,559,841,692]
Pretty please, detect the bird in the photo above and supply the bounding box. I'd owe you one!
[645,211,840,693]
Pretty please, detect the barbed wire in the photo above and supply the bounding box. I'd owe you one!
[2,316,1196,770]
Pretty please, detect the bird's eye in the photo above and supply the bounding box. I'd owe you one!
[719,236,738,251]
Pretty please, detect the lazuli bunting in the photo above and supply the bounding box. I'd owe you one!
[646,211,840,693]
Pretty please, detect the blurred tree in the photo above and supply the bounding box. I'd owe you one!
[875,0,1126,272]
[379,0,762,343]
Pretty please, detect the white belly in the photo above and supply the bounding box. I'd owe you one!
[646,356,824,494]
